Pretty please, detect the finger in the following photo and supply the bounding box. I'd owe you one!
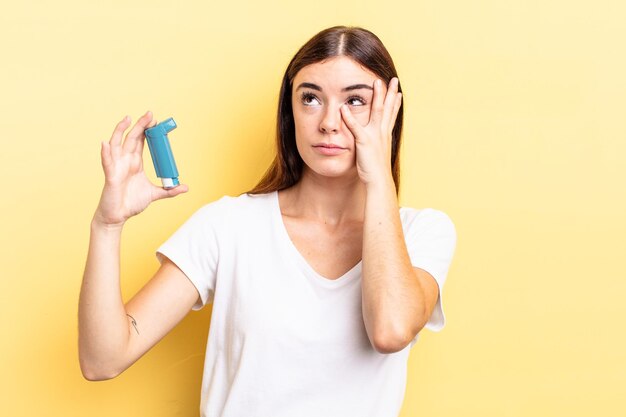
[382,78,400,128]
[391,93,402,125]
[340,104,366,140]
[389,92,402,135]
[152,183,189,201]
[100,141,112,173]
[133,116,157,155]
[368,79,385,126]
[123,111,153,154]
[110,115,131,148]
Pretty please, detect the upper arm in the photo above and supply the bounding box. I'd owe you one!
[404,208,456,338]
[118,256,201,372]
[413,266,441,331]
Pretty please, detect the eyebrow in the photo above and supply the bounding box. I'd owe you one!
[295,82,373,92]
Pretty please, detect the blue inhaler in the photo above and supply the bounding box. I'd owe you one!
[145,117,180,188]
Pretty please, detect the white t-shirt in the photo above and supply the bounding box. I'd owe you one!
[156,191,456,417]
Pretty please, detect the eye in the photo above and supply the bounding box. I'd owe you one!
[301,92,321,106]
[346,95,367,106]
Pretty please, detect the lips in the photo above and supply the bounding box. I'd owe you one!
[313,143,347,156]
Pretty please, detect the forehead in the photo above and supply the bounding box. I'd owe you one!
[293,56,377,89]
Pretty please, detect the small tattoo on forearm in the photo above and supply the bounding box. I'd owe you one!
[127,314,139,335]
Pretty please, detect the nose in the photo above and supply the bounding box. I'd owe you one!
[319,105,341,134]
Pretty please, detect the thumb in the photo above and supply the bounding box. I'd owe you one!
[152,183,189,201]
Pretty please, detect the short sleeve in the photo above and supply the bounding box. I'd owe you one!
[155,202,222,310]
[401,208,457,336]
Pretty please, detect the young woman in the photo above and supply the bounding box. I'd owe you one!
[79,26,456,417]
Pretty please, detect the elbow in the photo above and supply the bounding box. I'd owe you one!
[80,366,121,382]
[82,371,119,382]
[371,321,426,354]
[371,327,417,354]
[79,358,122,382]
[372,332,409,354]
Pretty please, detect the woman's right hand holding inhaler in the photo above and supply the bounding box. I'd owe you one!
[93,111,188,228]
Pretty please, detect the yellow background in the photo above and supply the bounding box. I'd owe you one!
[1,0,624,415]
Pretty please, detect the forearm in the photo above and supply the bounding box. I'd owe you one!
[361,177,426,352]
[78,218,132,378]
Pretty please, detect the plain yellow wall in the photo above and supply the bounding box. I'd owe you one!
[1,0,624,416]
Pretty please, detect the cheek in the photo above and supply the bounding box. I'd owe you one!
[347,106,371,125]
[293,113,317,155]
[357,109,371,125]
[294,108,321,135]
[294,117,312,140]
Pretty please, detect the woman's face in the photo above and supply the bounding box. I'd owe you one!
[291,56,379,180]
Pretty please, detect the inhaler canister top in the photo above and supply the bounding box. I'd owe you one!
[144,117,180,188]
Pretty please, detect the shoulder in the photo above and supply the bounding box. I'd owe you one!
[399,206,454,226]
[399,206,456,238]
[190,191,275,225]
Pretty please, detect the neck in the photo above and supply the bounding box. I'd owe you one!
[279,168,366,226]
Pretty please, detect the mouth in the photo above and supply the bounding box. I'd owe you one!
[312,143,348,156]
[313,143,346,149]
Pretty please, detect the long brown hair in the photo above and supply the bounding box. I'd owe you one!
[247,26,403,195]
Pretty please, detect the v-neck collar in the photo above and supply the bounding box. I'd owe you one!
[271,191,362,288]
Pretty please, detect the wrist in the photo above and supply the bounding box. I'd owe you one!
[365,173,396,194]
[91,215,125,233]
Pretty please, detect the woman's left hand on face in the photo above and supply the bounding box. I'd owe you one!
[340,77,402,188]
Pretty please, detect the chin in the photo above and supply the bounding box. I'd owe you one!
[304,161,358,180]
